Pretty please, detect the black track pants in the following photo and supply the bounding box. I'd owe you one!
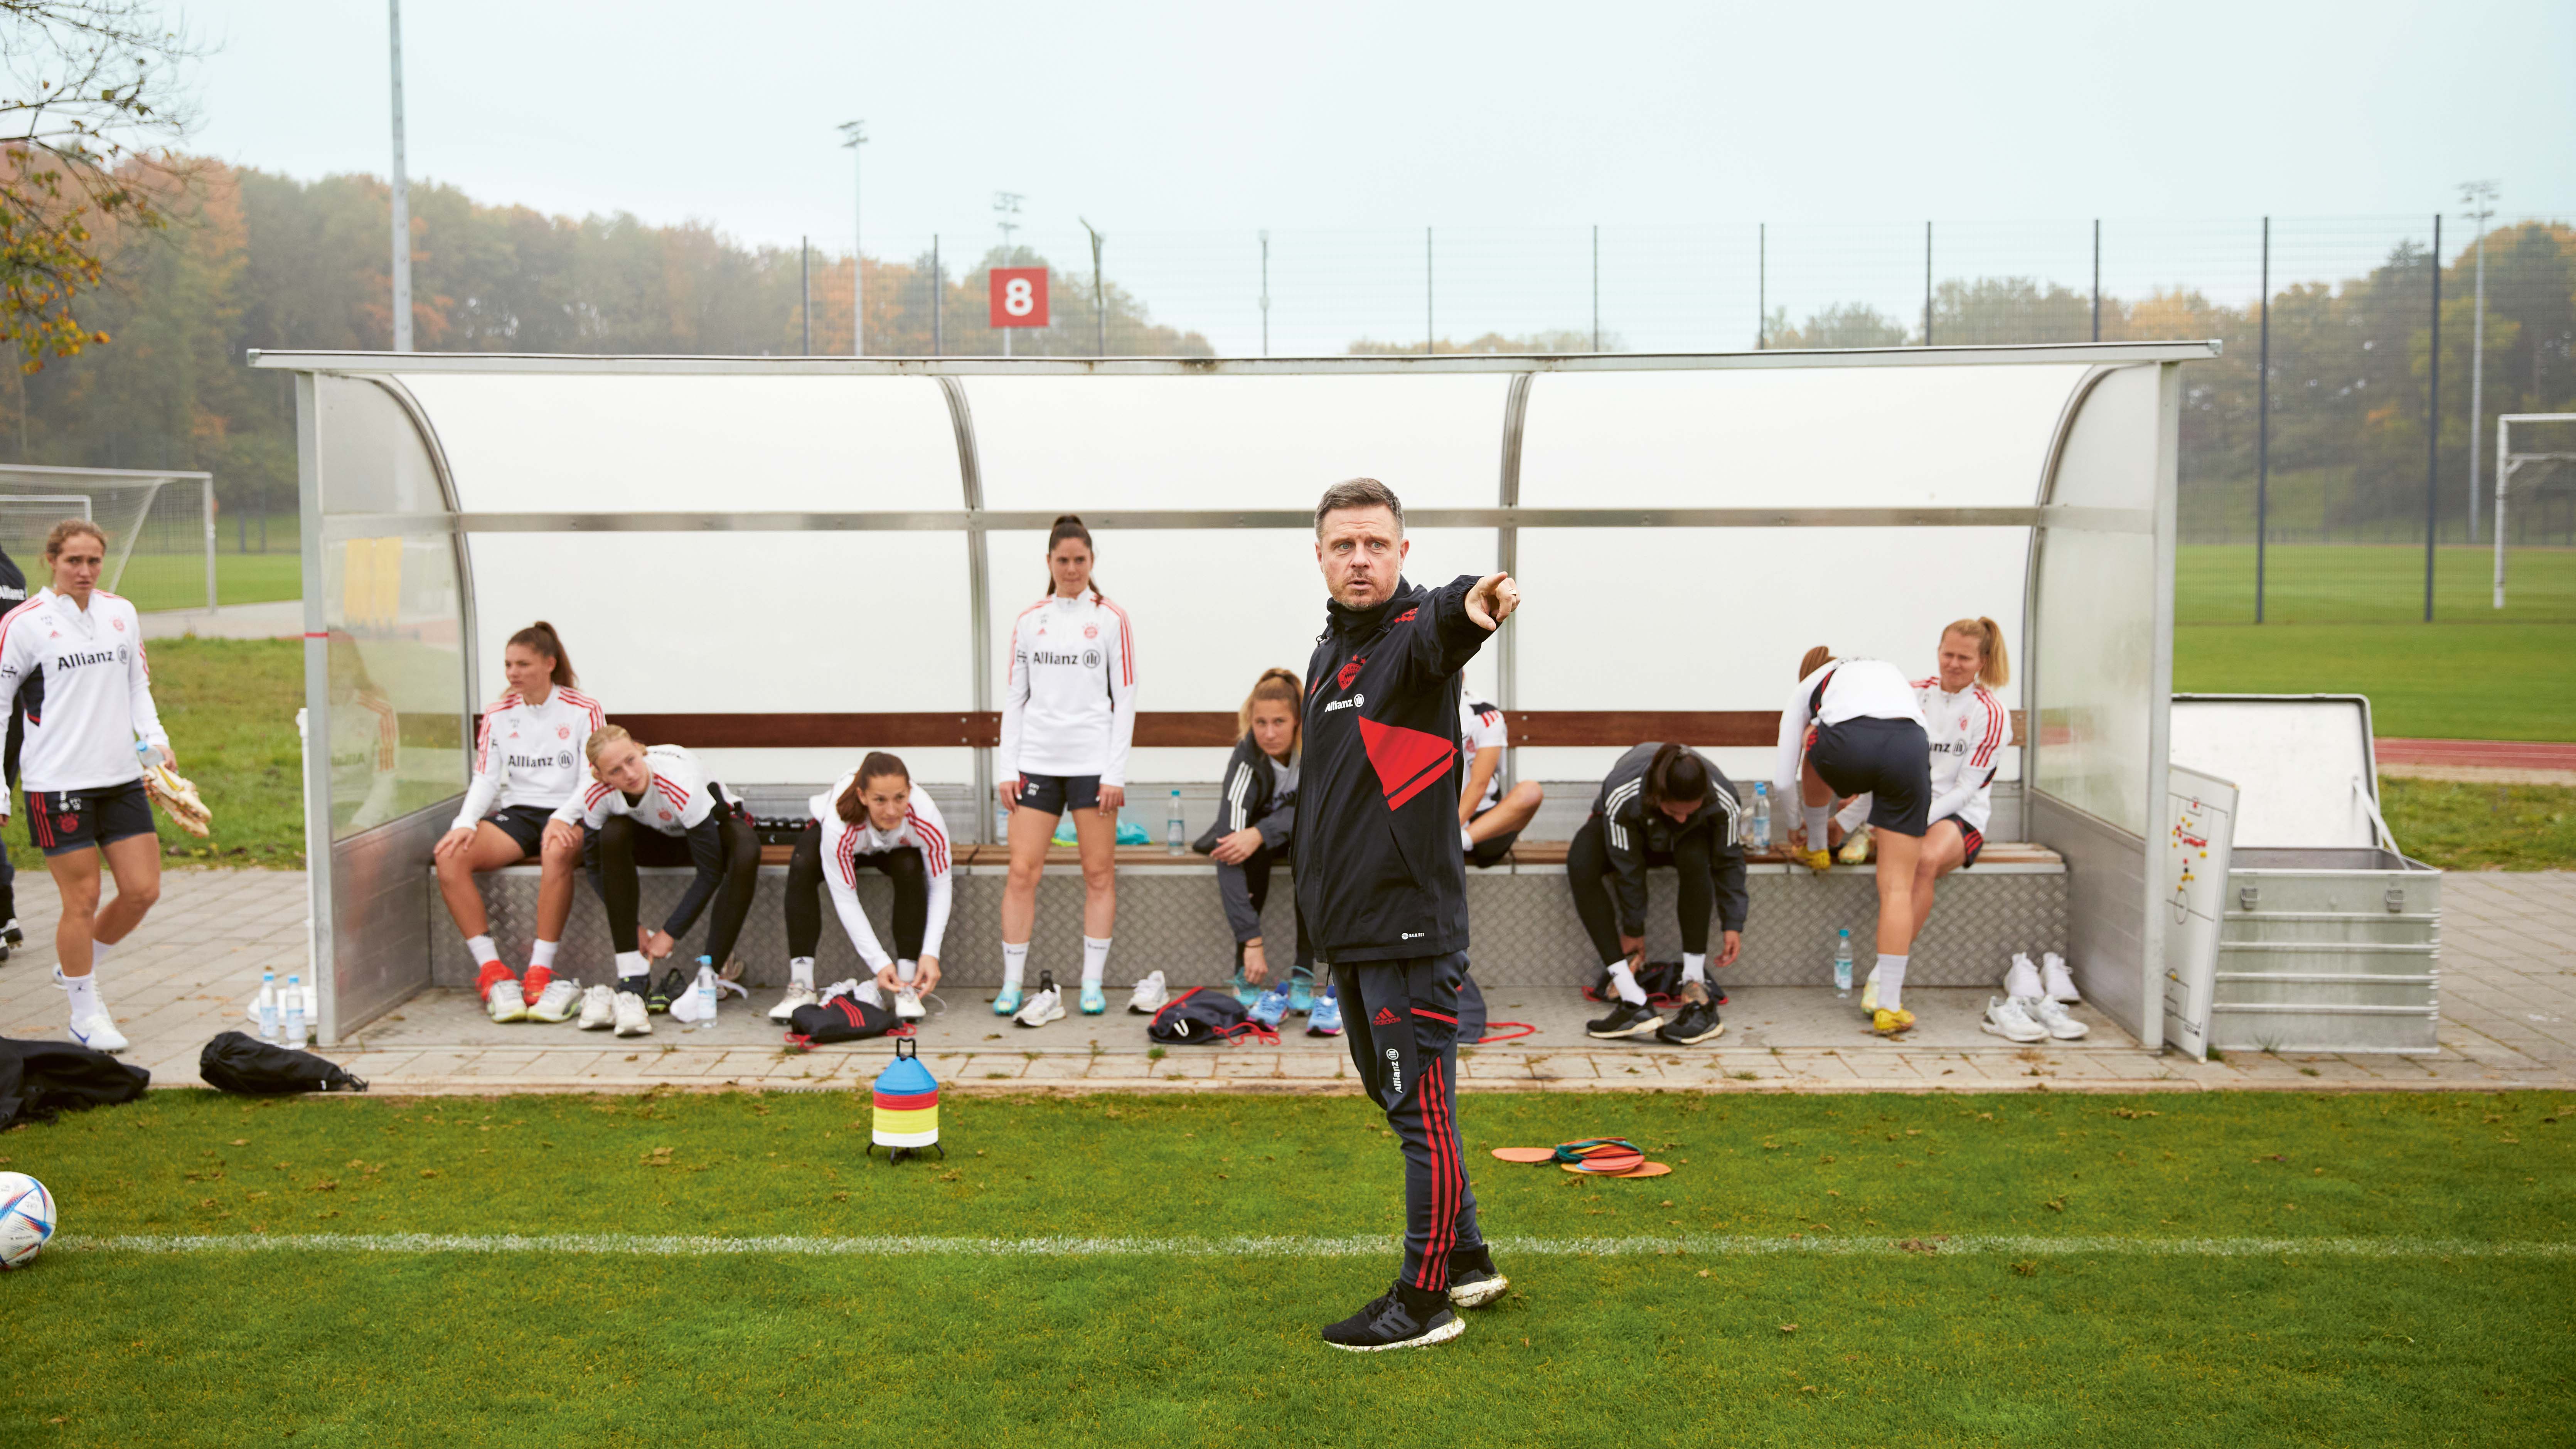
[785,823,928,961]
[1566,814,1714,965]
[1220,845,1314,976]
[1333,951,1484,1292]
[586,812,760,966]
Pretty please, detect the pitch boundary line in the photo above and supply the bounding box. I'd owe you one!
[52,1233,2574,1260]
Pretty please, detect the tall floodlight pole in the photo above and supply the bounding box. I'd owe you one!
[839,121,866,354]
[994,192,1023,358]
[1079,216,1105,357]
[387,0,412,352]
[2423,213,2442,623]
[1258,230,1270,357]
[2461,180,2497,542]
[1922,221,1933,346]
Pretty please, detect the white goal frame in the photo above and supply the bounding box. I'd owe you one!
[2494,413,2576,608]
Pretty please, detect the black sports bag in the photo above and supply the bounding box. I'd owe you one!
[199,1031,369,1095]
[788,992,897,1044]
[1147,987,1268,1044]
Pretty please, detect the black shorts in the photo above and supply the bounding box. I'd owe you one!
[482,804,559,859]
[27,780,155,857]
[1466,805,1518,868]
[1808,717,1931,837]
[1932,819,1985,868]
[1015,773,1101,816]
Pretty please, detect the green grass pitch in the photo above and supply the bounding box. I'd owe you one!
[4,1089,2569,1445]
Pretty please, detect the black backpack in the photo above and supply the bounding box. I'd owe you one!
[1147,987,1272,1044]
[787,992,898,1045]
[199,1031,369,1095]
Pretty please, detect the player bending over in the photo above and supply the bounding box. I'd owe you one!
[1457,696,1542,868]
[434,622,603,1024]
[995,514,1137,1027]
[0,521,171,1053]
[1572,742,1747,1046]
[1181,667,1337,1036]
[573,728,758,1037]
[1777,647,1934,1035]
[775,750,952,1023]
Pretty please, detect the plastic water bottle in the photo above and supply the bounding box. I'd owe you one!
[1166,789,1185,856]
[692,960,718,1031]
[256,969,281,1044]
[1832,930,1854,998]
[282,973,306,1045]
[1750,782,1772,851]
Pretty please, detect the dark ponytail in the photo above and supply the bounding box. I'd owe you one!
[508,620,575,688]
[1045,514,1101,601]
[1641,742,1710,814]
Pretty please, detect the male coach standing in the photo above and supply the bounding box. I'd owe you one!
[1300,477,1520,1351]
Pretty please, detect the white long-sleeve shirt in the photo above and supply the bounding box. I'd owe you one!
[997,591,1137,786]
[578,744,719,835]
[453,685,606,830]
[807,772,954,967]
[0,589,168,793]
[1772,657,1925,805]
[1834,677,2010,835]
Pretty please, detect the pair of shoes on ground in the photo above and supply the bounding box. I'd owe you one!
[573,984,652,1038]
[1981,951,2088,1041]
[482,965,611,1026]
[1321,1254,1512,1352]
[1248,971,1328,1030]
[1586,982,1725,1045]
[763,981,926,1023]
[992,970,1107,1025]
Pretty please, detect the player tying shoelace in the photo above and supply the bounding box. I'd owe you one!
[775,751,950,1025]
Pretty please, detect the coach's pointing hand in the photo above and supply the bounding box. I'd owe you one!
[1465,572,1520,631]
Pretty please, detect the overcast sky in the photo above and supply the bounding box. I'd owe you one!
[167,0,2576,351]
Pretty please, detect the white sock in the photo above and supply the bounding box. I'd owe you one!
[91,940,118,970]
[896,959,918,985]
[1082,936,1112,987]
[1606,960,1648,1006]
[1876,954,1909,1011]
[789,956,815,988]
[530,939,559,969]
[466,934,499,966]
[1001,941,1029,992]
[615,951,649,987]
[63,971,99,1019]
[1681,952,1707,985]
[2004,953,2041,1000]
[1804,807,1831,850]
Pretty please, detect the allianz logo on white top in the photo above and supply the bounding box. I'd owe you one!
[1323,693,1366,713]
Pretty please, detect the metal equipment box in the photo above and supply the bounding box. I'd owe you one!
[2170,696,2441,1055]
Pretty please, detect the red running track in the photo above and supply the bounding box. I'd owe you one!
[2376,737,2576,770]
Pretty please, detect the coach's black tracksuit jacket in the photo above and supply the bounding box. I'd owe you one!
[1295,573,1492,964]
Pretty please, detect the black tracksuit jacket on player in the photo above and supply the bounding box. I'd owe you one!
[1296,573,1493,964]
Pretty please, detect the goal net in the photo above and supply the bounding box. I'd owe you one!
[0,476,165,595]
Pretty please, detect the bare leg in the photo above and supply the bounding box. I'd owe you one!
[1468,780,1544,844]
[435,822,529,938]
[535,828,582,942]
[93,832,163,948]
[999,804,1058,946]
[1872,828,1923,957]
[1071,804,1119,940]
[43,847,104,976]
[1799,758,1834,810]
[1910,821,1969,939]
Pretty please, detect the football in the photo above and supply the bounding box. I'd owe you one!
[0,1171,58,1270]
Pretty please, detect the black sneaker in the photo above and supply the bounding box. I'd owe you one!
[1447,1254,1511,1309]
[1320,1281,1464,1352]
[1585,1000,1665,1040]
[0,913,20,945]
[1656,985,1725,1045]
[647,967,689,1014]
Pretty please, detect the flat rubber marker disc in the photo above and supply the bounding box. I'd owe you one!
[1491,1147,1559,1163]
[1561,1159,1669,1178]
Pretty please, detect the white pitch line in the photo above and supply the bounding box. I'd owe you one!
[50,1233,2575,1260]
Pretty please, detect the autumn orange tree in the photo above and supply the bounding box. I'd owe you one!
[0,0,196,371]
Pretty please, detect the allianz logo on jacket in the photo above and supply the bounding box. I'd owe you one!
[1323,692,1365,713]
[1029,649,1102,669]
[507,751,577,772]
[54,647,124,671]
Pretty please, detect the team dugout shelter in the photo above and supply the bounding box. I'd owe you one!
[249,342,2216,1049]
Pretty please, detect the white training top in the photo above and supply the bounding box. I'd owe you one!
[998,591,1138,786]
[1459,697,1508,812]
[578,743,719,836]
[0,589,168,794]
[806,771,955,967]
[1772,657,1926,805]
[455,685,607,830]
[1834,677,2011,835]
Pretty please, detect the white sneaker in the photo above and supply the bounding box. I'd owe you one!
[577,984,617,1030]
[612,991,652,1037]
[1127,970,1170,1014]
[2029,995,2090,1040]
[1979,994,2047,1043]
[69,1009,129,1053]
[485,978,530,1023]
[527,977,584,1023]
[2003,951,2044,1001]
[2042,952,2079,1003]
[768,982,819,1022]
[894,987,926,1021]
[1014,982,1065,1029]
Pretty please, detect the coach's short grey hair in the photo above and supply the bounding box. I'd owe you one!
[1314,477,1405,536]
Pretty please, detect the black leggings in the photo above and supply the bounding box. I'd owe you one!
[587,811,760,968]
[785,822,928,961]
[1566,814,1713,966]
